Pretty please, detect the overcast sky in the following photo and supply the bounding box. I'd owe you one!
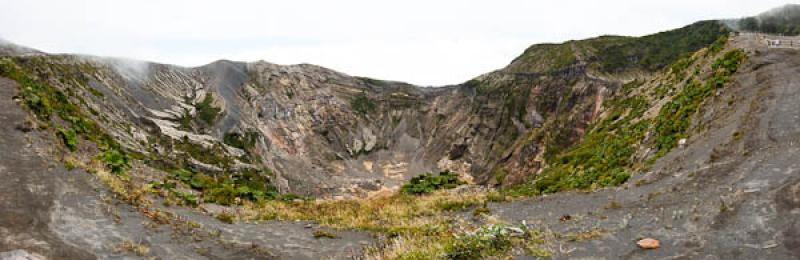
[0,1,793,85]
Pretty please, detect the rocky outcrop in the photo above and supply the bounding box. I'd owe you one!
[0,21,729,197]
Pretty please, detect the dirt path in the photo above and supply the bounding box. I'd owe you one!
[488,35,800,259]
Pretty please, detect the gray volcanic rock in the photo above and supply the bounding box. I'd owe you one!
[0,22,731,197]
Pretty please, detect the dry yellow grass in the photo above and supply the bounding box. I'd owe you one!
[364,232,455,260]
[114,239,150,256]
[235,190,494,258]
[241,190,486,232]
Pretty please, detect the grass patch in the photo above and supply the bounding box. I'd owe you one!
[235,190,551,258]
[445,224,548,259]
[174,136,235,168]
[114,240,150,256]
[215,211,236,224]
[401,170,464,195]
[166,167,279,205]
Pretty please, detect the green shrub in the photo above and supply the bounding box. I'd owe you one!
[174,138,234,168]
[57,127,78,151]
[350,92,376,115]
[445,225,515,259]
[205,183,239,205]
[444,224,548,259]
[102,148,130,175]
[195,94,221,125]
[223,131,258,150]
[400,170,463,195]
[167,167,280,205]
[178,108,192,131]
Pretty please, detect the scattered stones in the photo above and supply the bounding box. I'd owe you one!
[0,250,45,260]
[637,238,660,249]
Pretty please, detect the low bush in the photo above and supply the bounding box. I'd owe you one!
[102,148,130,175]
[401,170,463,195]
[167,168,280,205]
[195,94,221,125]
[350,92,376,115]
[445,224,547,259]
[57,127,78,151]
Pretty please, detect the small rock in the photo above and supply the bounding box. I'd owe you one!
[637,238,660,249]
[15,119,35,132]
[292,199,304,203]
[304,223,313,228]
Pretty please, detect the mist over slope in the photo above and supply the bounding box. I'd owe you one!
[728,4,800,35]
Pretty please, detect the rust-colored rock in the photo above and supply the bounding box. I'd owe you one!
[637,238,660,249]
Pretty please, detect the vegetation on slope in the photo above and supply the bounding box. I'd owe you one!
[153,167,280,206]
[0,14,754,259]
[507,21,729,74]
[0,57,131,174]
[351,92,377,115]
[505,46,746,196]
[652,49,746,157]
[401,170,464,195]
[591,20,730,73]
[195,94,221,125]
[237,189,553,259]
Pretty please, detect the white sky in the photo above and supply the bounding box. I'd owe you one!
[0,1,793,86]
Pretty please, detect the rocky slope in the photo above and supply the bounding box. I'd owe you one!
[492,32,800,259]
[1,5,800,259]
[0,20,728,198]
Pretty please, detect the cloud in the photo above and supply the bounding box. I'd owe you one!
[0,0,791,85]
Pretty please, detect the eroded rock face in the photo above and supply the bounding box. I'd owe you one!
[0,22,728,197]
[0,50,626,197]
